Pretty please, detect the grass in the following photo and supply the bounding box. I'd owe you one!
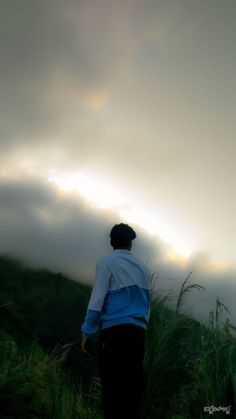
[0,328,103,419]
[1,272,236,418]
[142,272,236,418]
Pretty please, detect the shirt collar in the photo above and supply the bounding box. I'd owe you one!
[113,249,131,254]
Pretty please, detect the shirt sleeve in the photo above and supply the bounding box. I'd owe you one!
[81,257,111,337]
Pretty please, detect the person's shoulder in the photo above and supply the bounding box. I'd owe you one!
[97,251,126,267]
[130,253,151,274]
[130,252,147,265]
[96,253,113,266]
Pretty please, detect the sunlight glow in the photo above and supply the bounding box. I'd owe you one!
[82,90,108,109]
[48,170,191,259]
[164,250,188,267]
[48,171,127,209]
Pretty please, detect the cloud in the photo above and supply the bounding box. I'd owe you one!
[0,0,144,147]
[0,175,236,328]
[0,175,161,280]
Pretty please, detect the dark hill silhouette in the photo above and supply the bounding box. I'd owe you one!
[0,254,98,387]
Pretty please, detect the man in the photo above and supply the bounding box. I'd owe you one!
[81,223,151,419]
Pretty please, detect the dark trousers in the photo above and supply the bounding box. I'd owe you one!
[97,323,146,419]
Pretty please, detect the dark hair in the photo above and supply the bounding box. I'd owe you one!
[110,223,136,249]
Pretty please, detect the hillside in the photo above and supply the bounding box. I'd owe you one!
[1,254,236,418]
[0,254,98,387]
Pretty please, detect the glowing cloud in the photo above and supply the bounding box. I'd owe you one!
[82,90,109,109]
[48,171,127,209]
[48,170,191,259]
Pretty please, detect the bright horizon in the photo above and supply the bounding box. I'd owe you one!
[48,169,193,259]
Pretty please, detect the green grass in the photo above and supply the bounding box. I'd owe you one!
[0,328,103,419]
[1,257,236,418]
[142,273,236,418]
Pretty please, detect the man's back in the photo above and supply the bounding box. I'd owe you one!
[100,249,150,290]
[92,249,151,331]
[81,248,151,337]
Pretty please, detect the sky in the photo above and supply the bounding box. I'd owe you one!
[0,0,235,326]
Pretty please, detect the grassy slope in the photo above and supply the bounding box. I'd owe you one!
[1,254,236,418]
[0,254,99,386]
[0,254,103,418]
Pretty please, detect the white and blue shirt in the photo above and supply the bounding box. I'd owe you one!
[81,249,151,338]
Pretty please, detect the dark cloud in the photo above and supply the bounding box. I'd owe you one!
[0,176,161,280]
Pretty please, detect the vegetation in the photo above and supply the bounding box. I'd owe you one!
[143,274,236,418]
[0,329,103,418]
[0,254,236,418]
